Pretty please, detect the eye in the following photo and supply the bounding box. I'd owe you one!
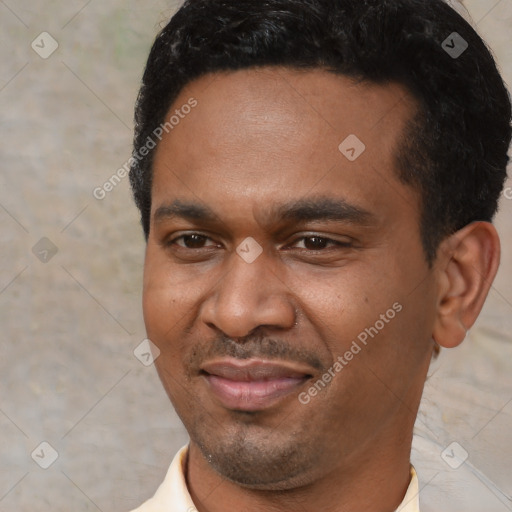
[168,233,218,249]
[165,233,352,253]
[290,236,352,251]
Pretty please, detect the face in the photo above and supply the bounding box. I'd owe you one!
[143,67,439,490]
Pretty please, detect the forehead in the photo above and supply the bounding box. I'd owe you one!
[168,67,414,133]
[150,67,419,227]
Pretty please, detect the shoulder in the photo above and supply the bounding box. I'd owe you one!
[129,445,194,512]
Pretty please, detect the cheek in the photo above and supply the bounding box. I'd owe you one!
[290,263,392,338]
[297,259,427,372]
[142,263,168,338]
[142,260,190,391]
[142,249,186,343]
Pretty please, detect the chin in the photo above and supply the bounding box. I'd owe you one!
[192,427,321,491]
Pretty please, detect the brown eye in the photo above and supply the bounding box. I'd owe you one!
[172,234,213,249]
[292,236,352,251]
[303,237,330,250]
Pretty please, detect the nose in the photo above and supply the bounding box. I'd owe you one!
[199,250,297,339]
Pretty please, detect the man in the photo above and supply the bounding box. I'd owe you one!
[128,0,511,510]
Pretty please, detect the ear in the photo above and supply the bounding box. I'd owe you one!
[432,221,500,349]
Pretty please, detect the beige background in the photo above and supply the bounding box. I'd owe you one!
[0,1,510,510]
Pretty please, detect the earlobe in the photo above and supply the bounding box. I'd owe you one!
[433,315,467,349]
[432,221,500,349]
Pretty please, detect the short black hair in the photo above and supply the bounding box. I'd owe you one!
[129,0,511,264]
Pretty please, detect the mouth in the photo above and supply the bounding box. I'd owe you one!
[200,358,313,412]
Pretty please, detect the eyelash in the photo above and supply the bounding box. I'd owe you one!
[166,233,353,251]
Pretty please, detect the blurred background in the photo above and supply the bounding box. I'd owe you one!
[0,1,510,510]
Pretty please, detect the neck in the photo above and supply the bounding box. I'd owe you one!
[186,426,414,512]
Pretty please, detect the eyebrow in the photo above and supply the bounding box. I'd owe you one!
[153,197,376,227]
[274,197,375,225]
[154,200,217,224]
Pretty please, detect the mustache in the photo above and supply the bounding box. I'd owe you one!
[185,332,326,374]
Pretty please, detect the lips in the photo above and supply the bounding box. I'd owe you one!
[200,358,312,411]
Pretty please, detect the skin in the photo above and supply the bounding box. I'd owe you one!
[142,67,500,512]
